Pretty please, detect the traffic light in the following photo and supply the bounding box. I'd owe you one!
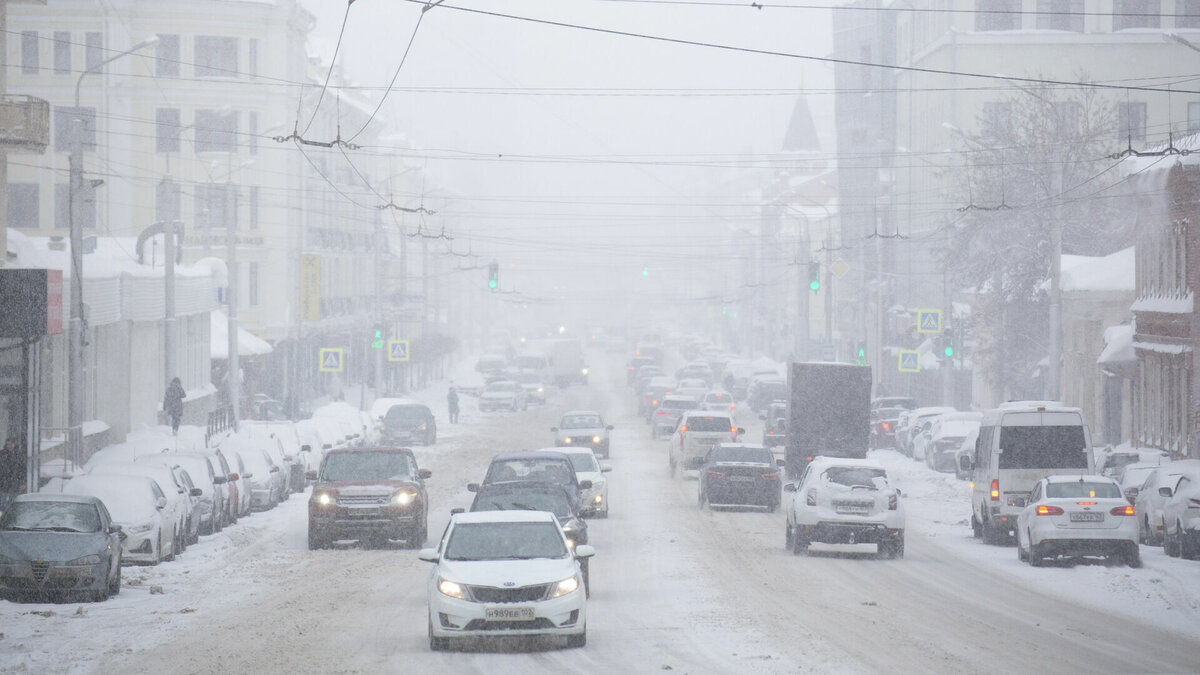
[855,342,867,365]
[943,329,955,358]
[642,264,650,277]
[809,262,820,292]
[371,325,385,350]
[488,262,499,290]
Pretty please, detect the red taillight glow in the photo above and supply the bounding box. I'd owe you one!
[678,425,687,433]
[882,422,891,431]
[1036,505,1064,516]
[888,493,898,510]
[706,469,725,479]
[762,471,780,480]
[1110,505,1135,516]
[990,479,1000,501]
[656,410,668,417]
[1076,501,1097,506]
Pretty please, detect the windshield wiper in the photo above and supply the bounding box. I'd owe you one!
[510,502,538,511]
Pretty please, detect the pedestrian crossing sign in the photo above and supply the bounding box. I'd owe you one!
[917,309,942,334]
[319,348,343,373]
[898,350,920,373]
[388,340,410,362]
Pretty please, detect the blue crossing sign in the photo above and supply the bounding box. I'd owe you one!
[917,309,942,334]
[319,348,344,373]
[898,350,920,373]
[387,340,410,363]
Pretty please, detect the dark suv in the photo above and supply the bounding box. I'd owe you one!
[381,403,437,446]
[307,447,431,550]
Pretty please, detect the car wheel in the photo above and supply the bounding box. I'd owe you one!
[429,619,451,652]
[785,522,793,548]
[580,559,590,598]
[697,488,706,510]
[1165,524,1181,557]
[1029,543,1047,567]
[971,513,982,539]
[308,527,329,551]
[669,456,676,477]
[981,518,1003,546]
[1124,544,1143,568]
[165,530,177,562]
[1181,527,1198,560]
[566,629,587,648]
[109,559,121,596]
[1017,532,1029,562]
[792,529,809,555]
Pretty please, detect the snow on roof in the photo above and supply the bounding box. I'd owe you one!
[1097,323,1136,370]
[210,309,273,358]
[1132,340,1191,355]
[5,230,215,280]
[1059,247,1135,293]
[1131,292,1194,315]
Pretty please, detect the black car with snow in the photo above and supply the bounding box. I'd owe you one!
[469,450,592,514]
[695,443,782,511]
[380,402,437,446]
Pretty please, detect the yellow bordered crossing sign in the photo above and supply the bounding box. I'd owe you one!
[917,309,942,334]
[898,350,920,373]
[388,340,410,362]
[319,348,343,373]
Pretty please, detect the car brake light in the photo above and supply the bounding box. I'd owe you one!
[1036,505,1064,516]
[678,424,687,434]
[990,479,1000,501]
[1110,505,1135,516]
[706,469,725,479]
[761,471,779,480]
[656,410,668,417]
[652,400,659,407]
[888,493,898,510]
[806,488,817,506]
[1076,501,1097,506]
[882,422,891,431]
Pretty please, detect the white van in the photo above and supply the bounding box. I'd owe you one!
[962,402,1094,544]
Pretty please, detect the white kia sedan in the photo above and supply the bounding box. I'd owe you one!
[419,510,593,650]
[559,448,612,518]
[1016,475,1141,567]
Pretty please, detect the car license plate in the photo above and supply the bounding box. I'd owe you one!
[729,475,755,482]
[485,606,535,621]
[836,505,869,515]
[1069,512,1104,523]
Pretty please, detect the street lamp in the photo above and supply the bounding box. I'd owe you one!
[68,35,158,466]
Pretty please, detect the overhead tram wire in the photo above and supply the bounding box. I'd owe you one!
[396,0,1200,96]
[299,0,354,137]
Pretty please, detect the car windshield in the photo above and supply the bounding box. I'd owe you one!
[998,426,1088,470]
[710,447,773,464]
[443,521,568,561]
[662,399,697,411]
[486,458,574,485]
[685,416,733,432]
[0,501,102,533]
[487,381,517,393]
[321,452,415,481]
[822,466,888,489]
[567,453,599,473]
[473,489,572,518]
[1045,481,1122,499]
[560,414,602,429]
[384,406,427,421]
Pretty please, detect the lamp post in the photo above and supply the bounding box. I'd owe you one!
[68,35,158,466]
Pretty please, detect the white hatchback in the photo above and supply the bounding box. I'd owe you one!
[784,457,905,558]
[419,511,593,650]
[1016,475,1140,567]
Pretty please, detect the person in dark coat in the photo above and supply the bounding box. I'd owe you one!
[447,387,460,424]
[163,377,186,433]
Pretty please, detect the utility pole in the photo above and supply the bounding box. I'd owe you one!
[373,206,383,396]
[164,218,179,388]
[1047,167,1064,401]
[226,177,240,428]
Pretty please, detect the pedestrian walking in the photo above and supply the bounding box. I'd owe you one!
[163,377,186,434]
[0,438,23,512]
[447,386,460,424]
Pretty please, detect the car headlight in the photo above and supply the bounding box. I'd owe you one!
[593,494,604,505]
[592,436,602,444]
[314,491,335,506]
[393,491,418,506]
[438,577,467,599]
[563,437,573,444]
[417,424,427,431]
[128,520,156,535]
[549,575,580,598]
[581,368,589,376]
[67,554,102,565]
[537,387,544,393]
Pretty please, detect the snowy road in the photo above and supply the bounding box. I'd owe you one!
[4,354,1200,674]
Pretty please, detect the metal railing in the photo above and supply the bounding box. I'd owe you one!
[206,406,235,446]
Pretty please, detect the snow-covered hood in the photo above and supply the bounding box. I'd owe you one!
[437,556,576,588]
[557,426,605,437]
[0,531,112,563]
[321,481,417,498]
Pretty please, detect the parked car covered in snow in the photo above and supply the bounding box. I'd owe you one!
[62,473,178,565]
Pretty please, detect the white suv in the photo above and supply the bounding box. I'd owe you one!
[667,410,742,477]
[784,457,905,558]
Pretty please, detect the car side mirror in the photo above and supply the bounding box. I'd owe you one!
[301,444,312,452]
[958,455,973,472]
[417,548,440,563]
[601,464,612,473]
[783,483,798,493]
[270,466,279,473]
[156,497,168,510]
[736,427,746,435]
[550,427,558,433]
[190,487,203,497]
[776,458,786,468]
[574,544,596,559]
[467,483,480,492]
[579,480,593,490]
[213,475,228,485]
[1159,486,1173,498]
[419,468,432,479]
[450,507,464,515]
[688,457,705,470]
[243,473,254,480]
[759,414,767,421]
[305,470,317,481]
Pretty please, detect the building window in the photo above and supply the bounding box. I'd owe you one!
[194,182,238,231]
[976,0,1021,30]
[1113,0,1160,30]
[248,38,258,78]
[1179,0,1200,27]
[194,109,238,153]
[249,111,259,155]
[1117,101,1147,142]
[54,183,97,230]
[85,32,103,72]
[249,185,259,230]
[156,178,181,223]
[53,106,97,151]
[53,31,71,74]
[8,184,39,229]
[248,262,259,306]
[156,108,182,153]
[1189,102,1200,134]
[156,34,180,77]
[21,31,39,75]
[194,36,238,78]
[1036,0,1084,31]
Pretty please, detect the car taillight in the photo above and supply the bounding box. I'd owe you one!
[652,400,659,407]
[1076,501,1097,506]
[706,469,725,479]
[678,424,687,434]
[888,493,898,510]
[656,410,668,417]
[806,488,817,506]
[990,479,1000,501]
[1110,505,1135,516]
[762,471,780,480]
[882,422,891,431]
[1036,505,1064,516]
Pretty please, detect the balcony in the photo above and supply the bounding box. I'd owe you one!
[0,95,50,154]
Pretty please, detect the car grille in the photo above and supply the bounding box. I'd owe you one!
[468,583,552,603]
[464,618,556,631]
[30,560,50,584]
[337,494,391,506]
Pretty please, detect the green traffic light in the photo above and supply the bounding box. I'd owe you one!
[810,280,820,291]
[642,265,650,277]
[488,279,497,289]
[944,346,954,357]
